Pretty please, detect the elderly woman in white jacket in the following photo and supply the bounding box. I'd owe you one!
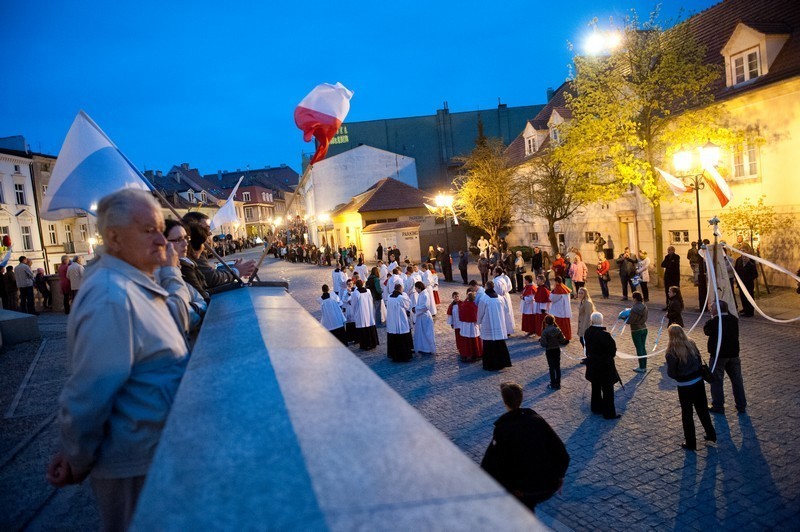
[636,250,651,303]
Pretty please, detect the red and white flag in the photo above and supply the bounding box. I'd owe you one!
[702,163,732,207]
[294,82,354,165]
[655,167,690,196]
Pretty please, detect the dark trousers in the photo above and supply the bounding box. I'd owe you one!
[639,281,649,302]
[677,380,716,448]
[710,356,747,411]
[2,292,17,311]
[545,348,561,386]
[591,381,616,418]
[574,281,585,293]
[19,286,36,314]
[460,267,468,284]
[515,272,524,292]
[620,277,634,298]
[62,291,71,314]
[480,272,488,285]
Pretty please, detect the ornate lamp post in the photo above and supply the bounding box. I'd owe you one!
[434,193,455,282]
[672,141,721,310]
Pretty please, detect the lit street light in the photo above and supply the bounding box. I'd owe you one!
[434,193,455,282]
[672,141,721,310]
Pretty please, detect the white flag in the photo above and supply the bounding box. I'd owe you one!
[41,111,152,220]
[210,176,244,231]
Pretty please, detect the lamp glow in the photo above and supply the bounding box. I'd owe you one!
[434,193,454,209]
[585,32,606,55]
[700,141,720,167]
[673,149,693,173]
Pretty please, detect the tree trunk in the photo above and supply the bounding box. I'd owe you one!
[653,202,664,288]
[547,220,558,257]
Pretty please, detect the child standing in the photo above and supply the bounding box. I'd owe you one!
[447,292,465,360]
[459,290,482,362]
[540,314,569,389]
[520,275,536,336]
[532,275,551,336]
[666,286,685,327]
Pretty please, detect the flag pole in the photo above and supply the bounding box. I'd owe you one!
[150,187,245,286]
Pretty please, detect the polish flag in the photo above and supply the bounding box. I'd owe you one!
[294,82,354,165]
[655,167,690,196]
[702,163,733,207]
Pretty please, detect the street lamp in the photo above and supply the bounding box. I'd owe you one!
[434,193,455,282]
[672,141,721,310]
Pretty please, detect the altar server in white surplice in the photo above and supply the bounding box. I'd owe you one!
[413,281,436,354]
[319,285,346,344]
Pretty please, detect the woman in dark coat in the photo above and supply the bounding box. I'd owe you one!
[666,286,684,327]
[665,324,716,450]
[583,312,621,419]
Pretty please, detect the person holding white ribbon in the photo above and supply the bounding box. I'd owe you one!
[704,300,747,414]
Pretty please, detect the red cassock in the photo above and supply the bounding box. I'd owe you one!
[457,301,483,359]
[521,284,536,334]
[532,285,551,335]
[550,283,572,340]
[447,301,465,356]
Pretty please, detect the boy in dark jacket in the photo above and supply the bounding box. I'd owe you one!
[539,314,569,389]
[481,382,570,512]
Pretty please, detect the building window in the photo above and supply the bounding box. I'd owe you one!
[42,184,48,196]
[80,224,88,241]
[670,230,690,244]
[585,231,599,244]
[48,224,58,245]
[261,192,267,201]
[244,207,254,220]
[14,165,21,173]
[732,142,758,179]
[65,224,73,243]
[21,226,33,250]
[731,48,760,85]
[242,192,251,201]
[550,127,561,144]
[529,232,539,242]
[0,226,9,242]
[187,191,195,203]
[200,192,207,203]
[525,136,536,156]
[14,183,25,204]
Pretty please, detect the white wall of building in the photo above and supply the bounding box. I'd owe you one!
[0,152,46,271]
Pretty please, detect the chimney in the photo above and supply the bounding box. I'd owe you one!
[546,87,554,101]
[156,170,162,178]
[217,170,223,181]
[181,163,189,170]
[144,170,153,178]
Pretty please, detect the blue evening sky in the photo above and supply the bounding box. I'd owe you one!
[1,0,719,175]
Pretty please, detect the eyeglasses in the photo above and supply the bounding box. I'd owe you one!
[167,236,190,243]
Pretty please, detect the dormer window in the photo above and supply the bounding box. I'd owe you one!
[242,191,251,201]
[525,136,537,156]
[187,190,195,203]
[550,127,561,145]
[732,48,760,85]
[200,191,207,203]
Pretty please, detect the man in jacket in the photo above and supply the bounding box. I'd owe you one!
[481,382,569,511]
[67,255,85,302]
[14,256,37,315]
[458,251,469,284]
[704,300,747,413]
[47,189,190,531]
[616,247,637,300]
[58,255,71,314]
[182,212,255,288]
[584,312,621,419]
[531,246,543,278]
[734,255,758,317]
[661,246,681,309]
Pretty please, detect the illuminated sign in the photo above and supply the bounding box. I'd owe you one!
[331,125,349,145]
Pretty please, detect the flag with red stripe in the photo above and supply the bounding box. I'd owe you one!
[294,82,354,165]
[702,163,732,207]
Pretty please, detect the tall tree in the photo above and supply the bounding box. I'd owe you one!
[514,156,593,255]
[453,122,515,243]
[556,9,738,282]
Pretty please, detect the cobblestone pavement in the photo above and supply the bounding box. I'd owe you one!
[2,250,798,530]
[269,256,800,531]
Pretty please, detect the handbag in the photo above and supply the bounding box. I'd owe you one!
[698,351,714,383]
[601,272,611,282]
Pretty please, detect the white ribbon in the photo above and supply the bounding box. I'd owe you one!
[724,254,800,324]
[721,243,800,283]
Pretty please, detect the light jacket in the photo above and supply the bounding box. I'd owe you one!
[59,255,189,479]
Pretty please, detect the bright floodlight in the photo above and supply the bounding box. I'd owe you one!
[700,141,721,167]
[319,213,331,223]
[274,216,283,225]
[435,193,454,208]
[673,149,694,173]
[585,32,606,55]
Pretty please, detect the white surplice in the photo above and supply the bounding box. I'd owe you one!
[386,293,411,334]
[352,289,376,328]
[478,294,508,341]
[320,296,346,331]
[413,290,436,353]
[493,275,515,332]
[332,269,347,295]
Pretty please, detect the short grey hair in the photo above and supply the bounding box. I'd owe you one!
[97,189,159,235]
[591,311,604,326]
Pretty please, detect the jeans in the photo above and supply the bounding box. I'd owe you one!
[620,277,634,298]
[19,286,36,314]
[373,299,383,326]
[710,356,747,411]
[598,276,609,298]
[677,380,716,448]
[545,348,561,387]
[631,328,648,369]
